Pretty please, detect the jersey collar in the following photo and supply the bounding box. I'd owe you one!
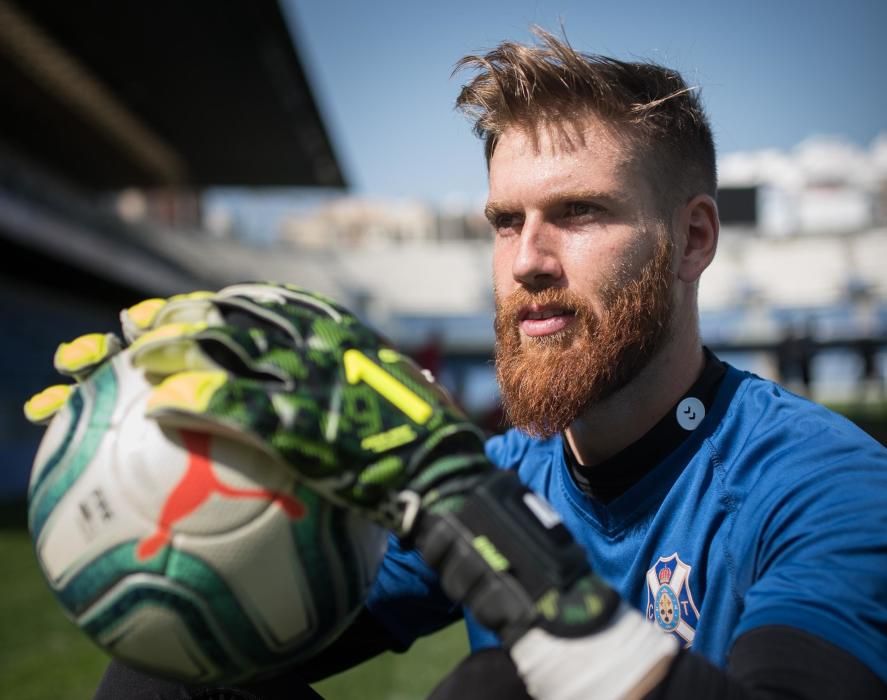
[564,348,727,503]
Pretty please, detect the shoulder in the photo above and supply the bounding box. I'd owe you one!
[707,366,887,593]
[715,366,886,546]
[714,366,885,479]
[717,369,887,681]
[366,533,459,646]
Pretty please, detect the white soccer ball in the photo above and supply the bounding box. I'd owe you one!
[28,352,388,683]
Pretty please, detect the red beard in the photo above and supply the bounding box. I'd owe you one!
[494,234,674,437]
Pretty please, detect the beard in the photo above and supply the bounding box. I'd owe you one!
[494,233,675,437]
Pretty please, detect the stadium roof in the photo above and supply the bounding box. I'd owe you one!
[0,0,346,189]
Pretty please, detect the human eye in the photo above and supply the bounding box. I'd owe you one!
[491,213,522,236]
[563,201,603,219]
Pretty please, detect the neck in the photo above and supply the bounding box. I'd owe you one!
[564,316,704,467]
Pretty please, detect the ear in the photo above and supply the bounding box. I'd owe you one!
[675,194,719,283]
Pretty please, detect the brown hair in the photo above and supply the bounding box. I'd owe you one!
[454,28,717,209]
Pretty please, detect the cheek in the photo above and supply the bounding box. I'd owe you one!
[596,233,656,285]
[558,237,612,300]
[492,239,516,291]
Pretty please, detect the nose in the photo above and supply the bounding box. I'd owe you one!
[511,218,563,290]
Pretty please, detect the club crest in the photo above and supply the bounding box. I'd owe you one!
[645,553,700,646]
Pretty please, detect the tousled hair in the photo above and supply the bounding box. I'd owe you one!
[454,28,717,209]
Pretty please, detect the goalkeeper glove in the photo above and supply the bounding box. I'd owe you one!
[22,291,215,426]
[23,332,122,424]
[118,282,678,699]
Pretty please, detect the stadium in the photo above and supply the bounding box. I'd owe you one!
[1,1,885,698]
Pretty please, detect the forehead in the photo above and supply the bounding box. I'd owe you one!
[489,117,639,190]
[486,118,668,220]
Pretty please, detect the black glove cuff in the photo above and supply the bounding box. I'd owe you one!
[414,470,620,645]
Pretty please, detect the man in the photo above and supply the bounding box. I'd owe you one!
[363,30,887,697]
[36,30,885,700]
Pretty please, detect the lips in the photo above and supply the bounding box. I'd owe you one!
[518,306,576,337]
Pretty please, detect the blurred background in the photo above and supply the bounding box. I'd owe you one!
[1,0,884,697]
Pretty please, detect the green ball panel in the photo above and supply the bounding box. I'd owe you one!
[30,367,119,540]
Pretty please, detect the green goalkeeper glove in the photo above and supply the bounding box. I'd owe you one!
[22,290,215,425]
[119,283,491,532]
[118,282,677,698]
[28,282,677,699]
[23,332,123,424]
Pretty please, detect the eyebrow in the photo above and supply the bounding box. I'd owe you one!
[484,189,621,223]
[483,202,511,223]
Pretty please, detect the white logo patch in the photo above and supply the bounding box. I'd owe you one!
[645,553,700,647]
[676,397,705,431]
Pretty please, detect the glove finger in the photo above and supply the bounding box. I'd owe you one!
[145,370,333,471]
[120,298,167,343]
[24,384,73,424]
[120,291,217,343]
[130,321,291,382]
[128,321,221,375]
[145,370,410,525]
[54,332,123,380]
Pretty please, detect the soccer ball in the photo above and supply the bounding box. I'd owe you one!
[27,351,388,683]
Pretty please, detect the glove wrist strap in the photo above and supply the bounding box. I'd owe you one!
[414,470,620,645]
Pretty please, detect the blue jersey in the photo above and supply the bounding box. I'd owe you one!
[367,365,887,682]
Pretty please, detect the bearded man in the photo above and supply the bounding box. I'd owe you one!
[69,29,886,700]
[366,32,886,698]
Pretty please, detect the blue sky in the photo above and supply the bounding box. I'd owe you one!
[280,0,886,204]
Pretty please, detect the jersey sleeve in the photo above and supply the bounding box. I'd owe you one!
[364,532,463,648]
[485,429,534,470]
[731,422,887,684]
[363,432,534,648]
